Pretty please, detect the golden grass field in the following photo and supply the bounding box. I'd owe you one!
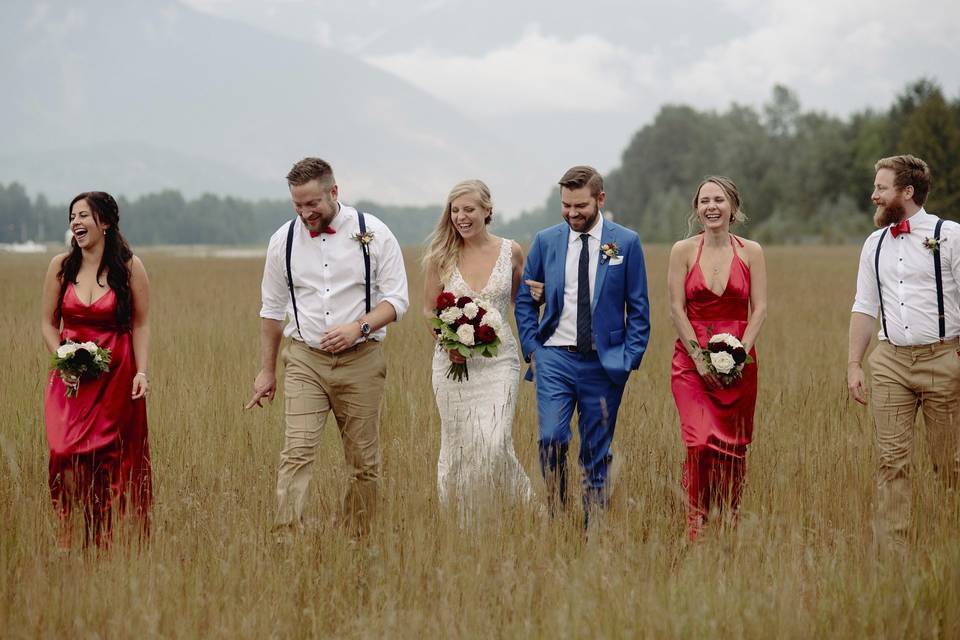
[1,245,958,639]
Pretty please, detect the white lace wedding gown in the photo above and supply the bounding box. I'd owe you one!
[432,238,533,515]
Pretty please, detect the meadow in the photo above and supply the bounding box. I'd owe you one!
[1,246,958,639]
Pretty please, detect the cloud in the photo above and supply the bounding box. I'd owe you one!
[366,24,658,117]
[670,0,960,111]
[364,0,959,120]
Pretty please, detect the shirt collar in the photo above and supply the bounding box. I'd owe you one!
[890,207,931,231]
[567,212,604,244]
[328,201,346,231]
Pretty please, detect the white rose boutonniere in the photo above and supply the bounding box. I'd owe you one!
[922,236,945,253]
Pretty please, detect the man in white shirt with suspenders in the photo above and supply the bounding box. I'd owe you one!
[848,154,960,551]
[246,157,409,539]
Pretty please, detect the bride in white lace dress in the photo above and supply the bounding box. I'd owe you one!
[422,180,533,517]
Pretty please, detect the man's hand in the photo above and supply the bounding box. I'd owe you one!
[848,363,868,405]
[319,322,364,353]
[525,279,544,304]
[245,369,277,410]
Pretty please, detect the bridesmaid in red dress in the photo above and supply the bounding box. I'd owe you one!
[667,176,767,540]
[40,192,152,548]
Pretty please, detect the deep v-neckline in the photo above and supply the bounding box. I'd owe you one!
[694,235,737,297]
[71,281,111,307]
[456,239,505,295]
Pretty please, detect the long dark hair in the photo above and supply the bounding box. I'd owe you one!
[57,192,134,330]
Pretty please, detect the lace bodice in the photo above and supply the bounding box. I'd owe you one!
[446,237,516,348]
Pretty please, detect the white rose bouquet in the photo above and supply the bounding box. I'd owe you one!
[430,291,502,382]
[689,332,753,387]
[50,339,112,397]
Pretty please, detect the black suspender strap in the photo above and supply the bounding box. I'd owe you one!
[358,211,372,314]
[934,218,945,341]
[875,228,889,339]
[284,218,303,339]
[284,210,372,342]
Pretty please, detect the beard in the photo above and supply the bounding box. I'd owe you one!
[873,201,907,228]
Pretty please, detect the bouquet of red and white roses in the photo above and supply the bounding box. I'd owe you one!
[689,332,753,387]
[430,291,503,382]
[50,339,112,397]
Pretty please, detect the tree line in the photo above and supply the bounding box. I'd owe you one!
[499,79,960,244]
[1,78,957,247]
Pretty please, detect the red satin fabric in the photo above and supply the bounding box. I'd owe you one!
[671,235,758,456]
[44,283,152,545]
[682,447,745,540]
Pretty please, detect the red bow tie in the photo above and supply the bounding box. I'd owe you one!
[890,219,911,238]
[309,226,337,238]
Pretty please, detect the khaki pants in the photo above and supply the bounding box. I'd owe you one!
[274,339,386,537]
[869,339,960,549]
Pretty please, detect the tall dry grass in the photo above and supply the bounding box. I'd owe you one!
[1,246,958,638]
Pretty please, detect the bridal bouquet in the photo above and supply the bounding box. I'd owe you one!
[431,291,503,382]
[689,333,753,387]
[51,339,112,397]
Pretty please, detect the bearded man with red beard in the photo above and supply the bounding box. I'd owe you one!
[848,154,960,553]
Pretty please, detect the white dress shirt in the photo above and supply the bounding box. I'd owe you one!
[260,204,409,347]
[852,208,960,345]
[545,213,603,347]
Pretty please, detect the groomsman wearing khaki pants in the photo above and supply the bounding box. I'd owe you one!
[848,154,960,551]
[246,157,408,539]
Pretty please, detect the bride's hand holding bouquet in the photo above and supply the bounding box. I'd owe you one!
[431,291,503,382]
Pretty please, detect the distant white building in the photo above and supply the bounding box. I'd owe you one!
[0,241,45,253]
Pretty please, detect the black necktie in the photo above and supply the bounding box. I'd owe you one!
[576,233,592,354]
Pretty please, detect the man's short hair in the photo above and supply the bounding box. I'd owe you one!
[286,157,335,187]
[875,154,932,206]
[558,165,604,197]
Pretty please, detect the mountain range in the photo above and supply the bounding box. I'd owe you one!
[0,0,552,212]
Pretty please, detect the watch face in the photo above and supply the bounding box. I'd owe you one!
[360,322,371,335]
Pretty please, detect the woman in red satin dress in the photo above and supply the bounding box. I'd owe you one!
[40,192,152,548]
[668,176,767,540]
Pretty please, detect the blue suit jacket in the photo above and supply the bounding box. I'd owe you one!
[514,219,650,386]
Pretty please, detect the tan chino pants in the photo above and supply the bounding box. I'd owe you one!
[869,338,960,549]
[274,339,386,537]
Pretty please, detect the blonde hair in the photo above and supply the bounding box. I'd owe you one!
[686,175,748,237]
[422,180,493,282]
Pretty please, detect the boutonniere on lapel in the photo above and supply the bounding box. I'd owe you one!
[600,242,620,262]
[922,236,945,253]
[352,230,375,246]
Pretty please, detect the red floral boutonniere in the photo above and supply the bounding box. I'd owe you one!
[600,242,620,262]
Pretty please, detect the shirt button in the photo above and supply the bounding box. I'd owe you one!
[324,264,328,267]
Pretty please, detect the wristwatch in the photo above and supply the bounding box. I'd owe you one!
[358,319,371,337]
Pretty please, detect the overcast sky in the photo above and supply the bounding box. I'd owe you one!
[183,0,959,123]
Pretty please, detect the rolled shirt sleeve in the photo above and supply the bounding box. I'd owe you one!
[371,220,409,320]
[259,229,290,322]
[948,222,960,289]
[851,234,880,319]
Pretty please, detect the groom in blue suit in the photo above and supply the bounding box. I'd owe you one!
[515,165,649,524]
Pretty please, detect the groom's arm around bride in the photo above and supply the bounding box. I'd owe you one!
[514,165,649,522]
